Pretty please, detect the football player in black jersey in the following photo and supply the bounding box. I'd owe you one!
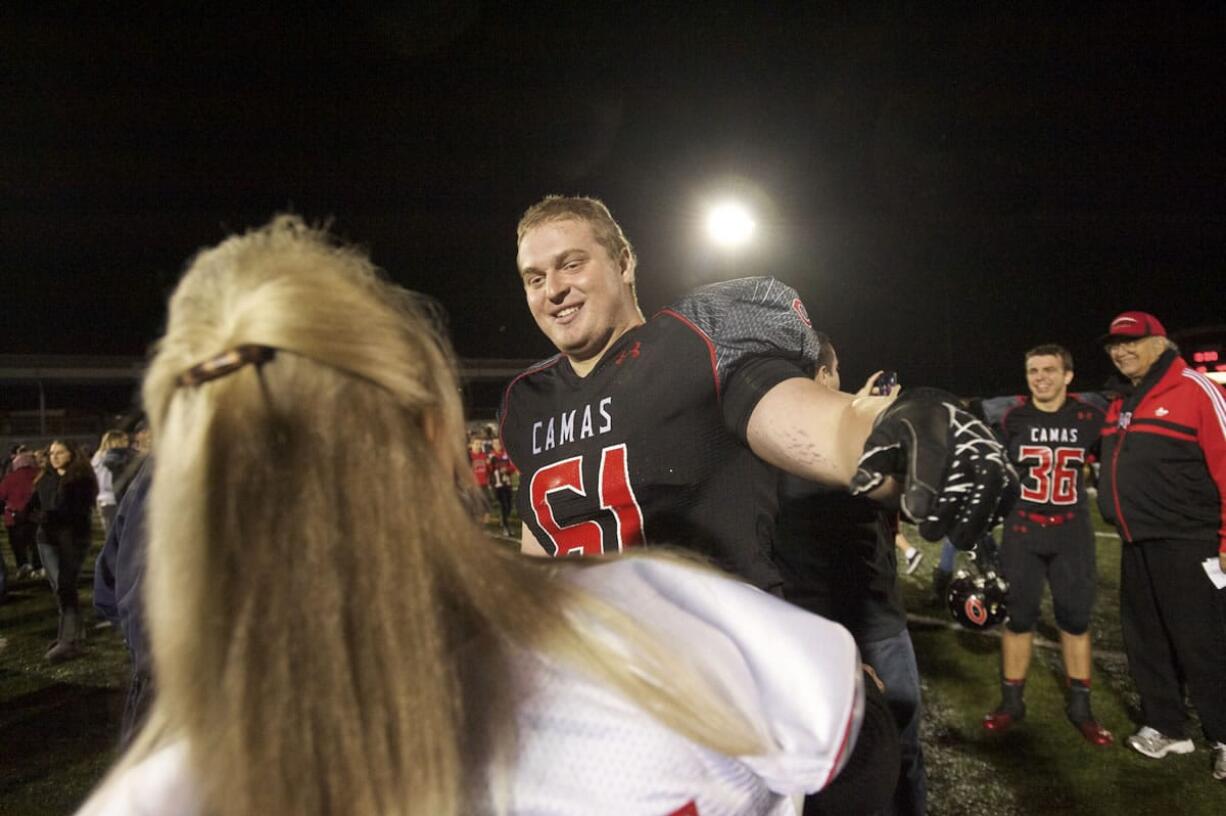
[982,344,1113,746]
[501,195,1017,590]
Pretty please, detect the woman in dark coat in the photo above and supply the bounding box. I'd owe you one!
[33,439,98,662]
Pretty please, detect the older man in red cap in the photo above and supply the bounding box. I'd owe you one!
[1098,310,1226,781]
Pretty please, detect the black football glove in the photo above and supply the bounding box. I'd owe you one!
[849,388,1019,550]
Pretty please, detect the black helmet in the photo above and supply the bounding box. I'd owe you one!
[946,569,1009,630]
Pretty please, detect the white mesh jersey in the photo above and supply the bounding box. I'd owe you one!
[506,558,863,815]
[77,559,862,816]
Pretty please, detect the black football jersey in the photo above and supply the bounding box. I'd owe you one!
[1000,396,1105,513]
[500,277,822,590]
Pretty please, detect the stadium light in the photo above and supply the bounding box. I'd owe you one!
[705,201,756,249]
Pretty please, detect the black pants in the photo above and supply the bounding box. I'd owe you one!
[1120,538,1226,743]
[37,524,89,614]
[494,486,514,530]
[6,521,40,569]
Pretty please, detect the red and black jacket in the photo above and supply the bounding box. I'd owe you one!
[1098,349,1226,551]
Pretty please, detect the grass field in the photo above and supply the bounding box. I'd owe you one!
[1,507,1224,814]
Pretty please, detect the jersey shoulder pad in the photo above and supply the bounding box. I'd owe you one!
[983,394,1026,430]
[1068,391,1109,416]
[662,277,823,382]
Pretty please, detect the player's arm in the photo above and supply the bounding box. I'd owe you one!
[747,377,893,488]
[744,372,1018,549]
[520,522,549,557]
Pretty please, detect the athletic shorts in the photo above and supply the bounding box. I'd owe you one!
[1000,509,1097,635]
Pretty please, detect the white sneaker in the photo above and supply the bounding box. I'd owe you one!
[1127,726,1195,759]
[905,548,924,575]
[1213,743,1226,781]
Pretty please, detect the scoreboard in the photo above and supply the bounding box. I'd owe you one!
[1182,327,1226,385]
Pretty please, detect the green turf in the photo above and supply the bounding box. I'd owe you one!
[2,507,1224,814]
[0,523,130,815]
[898,500,1226,814]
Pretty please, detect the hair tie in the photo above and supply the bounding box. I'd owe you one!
[177,345,276,387]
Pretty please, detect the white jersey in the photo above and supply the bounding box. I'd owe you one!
[78,558,862,816]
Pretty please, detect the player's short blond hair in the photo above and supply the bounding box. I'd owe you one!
[516,195,636,270]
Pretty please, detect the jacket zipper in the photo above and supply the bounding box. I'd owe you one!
[1110,427,1133,542]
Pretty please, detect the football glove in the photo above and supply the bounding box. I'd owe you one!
[849,387,1019,550]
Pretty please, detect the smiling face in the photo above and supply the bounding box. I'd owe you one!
[517,218,644,376]
[1108,335,1166,385]
[1025,353,1072,410]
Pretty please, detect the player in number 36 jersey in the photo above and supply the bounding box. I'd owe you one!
[982,344,1113,746]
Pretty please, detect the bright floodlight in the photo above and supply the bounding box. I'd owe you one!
[705,201,756,248]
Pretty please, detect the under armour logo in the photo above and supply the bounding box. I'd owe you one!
[615,341,642,366]
[1155,406,1169,417]
[1118,411,1132,429]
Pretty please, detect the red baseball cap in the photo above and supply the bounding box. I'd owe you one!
[1100,310,1166,343]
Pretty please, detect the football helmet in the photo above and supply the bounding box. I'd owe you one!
[946,569,1009,630]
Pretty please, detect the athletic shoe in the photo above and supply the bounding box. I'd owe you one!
[982,707,1024,733]
[905,548,924,575]
[1127,726,1194,759]
[46,641,82,664]
[16,564,33,580]
[1212,743,1226,781]
[1072,719,1114,746]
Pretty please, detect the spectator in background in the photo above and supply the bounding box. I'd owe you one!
[32,439,98,663]
[1096,311,1226,781]
[468,434,492,516]
[91,430,131,536]
[0,451,42,580]
[94,454,153,746]
[112,420,150,502]
[1,444,27,481]
[490,455,515,537]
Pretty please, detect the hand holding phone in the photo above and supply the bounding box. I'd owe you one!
[872,370,898,396]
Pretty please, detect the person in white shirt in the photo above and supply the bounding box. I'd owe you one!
[77,216,896,816]
[90,430,129,535]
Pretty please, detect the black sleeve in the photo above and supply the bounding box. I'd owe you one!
[802,670,901,816]
[721,355,810,442]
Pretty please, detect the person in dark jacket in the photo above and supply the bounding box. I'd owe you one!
[1096,311,1226,781]
[774,342,925,816]
[94,455,152,745]
[32,439,98,663]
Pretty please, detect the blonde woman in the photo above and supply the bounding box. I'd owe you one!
[78,217,893,816]
[91,430,130,535]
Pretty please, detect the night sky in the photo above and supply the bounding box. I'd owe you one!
[3,4,1223,398]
